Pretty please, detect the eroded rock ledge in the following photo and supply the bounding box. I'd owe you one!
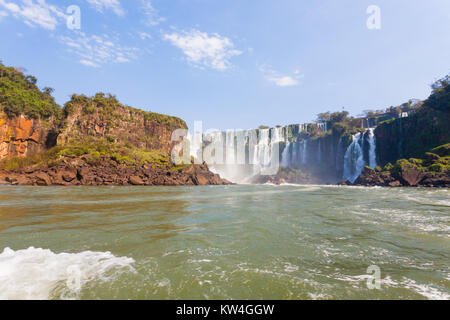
[351,167,449,188]
[339,151,450,188]
[0,155,231,186]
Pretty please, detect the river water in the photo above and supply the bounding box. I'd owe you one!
[0,185,448,300]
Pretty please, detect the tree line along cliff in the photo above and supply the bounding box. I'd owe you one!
[0,62,187,167]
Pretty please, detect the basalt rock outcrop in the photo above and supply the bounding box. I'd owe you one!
[57,93,187,155]
[353,151,450,188]
[251,167,316,185]
[0,113,58,159]
[375,82,450,166]
[0,155,230,186]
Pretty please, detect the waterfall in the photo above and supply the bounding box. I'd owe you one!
[342,128,377,183]
[253,129,270,174]
[272,126,283,144]
[291,142,298,165]
[343,133,365,183]
[302,140,307,164]
[187,123,377,184]
[225,130,235,165]
[281,142,291,167]
[367,128,377,169]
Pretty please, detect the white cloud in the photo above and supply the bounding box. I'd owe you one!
[163,29,242,71]
[141,0,165,26]
[138,31,151,40]
[260,65,302,87]
[86,0,124,16]
[269,76,300,87]
[0,0,67,30]
[80,59,100,68]
[60,32,138,68]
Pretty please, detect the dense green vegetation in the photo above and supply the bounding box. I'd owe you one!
[426,78,449,112]
[376,150,450,176]
[317,111,364,135]
[56,137,170,166]
[375,80,450,165]
[0,61,189,171]
[431,143,450,157]
[0,146,62,171]
[0,62,61,119]
[64,93,186,130]
[0,61,186,131]
[0,136,171,171]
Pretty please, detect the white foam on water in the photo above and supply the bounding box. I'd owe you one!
[0,247,135,300]
[401,278,450,300]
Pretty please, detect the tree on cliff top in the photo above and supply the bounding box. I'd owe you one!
[426,78,449,113]
[0,64,61,119]
[431,74,449,92]
[317,111,349,124]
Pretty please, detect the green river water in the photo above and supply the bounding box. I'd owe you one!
[0,185,448,300]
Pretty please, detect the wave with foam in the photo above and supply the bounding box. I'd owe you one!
[0,247,135,300]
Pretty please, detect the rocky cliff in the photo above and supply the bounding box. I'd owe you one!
[0,113,58,159]
[375,83,450,166]
[0,94,187,162]
[58,93,187,155]
[0,63,230,186]
[353,148,450,188]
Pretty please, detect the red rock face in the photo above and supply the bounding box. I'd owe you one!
[57,104,185,154]
[0,113,56,159]
[0,103,187,161]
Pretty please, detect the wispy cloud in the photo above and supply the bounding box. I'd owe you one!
[259,65,302,87]
[138,31,151,40]
[86,0,124,16]
[141,0,165,26]
[60,32,138,68]
[163,29,242,71]
[0,0,66,30]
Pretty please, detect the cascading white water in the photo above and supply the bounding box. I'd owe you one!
[253,127,284,175]
[302,139,307,164]
[253,129,270,174]
[188,123,377,184]
[342,128,378,183]
[367,128,377,169]
[281,142,291,167]
[291,142,298,165]
[272,127,283,144]
[226,130,235,165]
[343,133,365,183]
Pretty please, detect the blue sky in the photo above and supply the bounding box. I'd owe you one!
[0,0,449,130]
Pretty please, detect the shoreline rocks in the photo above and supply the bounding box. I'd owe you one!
[0,156,231,187]
[352,164,450,188]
